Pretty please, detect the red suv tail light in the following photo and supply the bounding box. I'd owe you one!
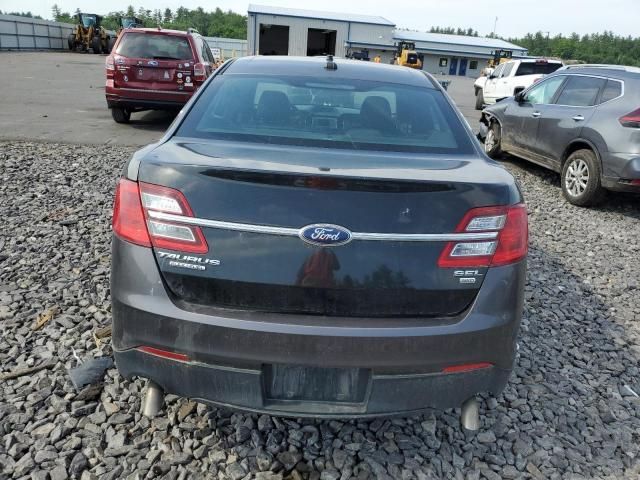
[105,55,115,71]
[113,179,208,254]
[619,107,640,128]
[193,62,206,82]
[438,204,528,268]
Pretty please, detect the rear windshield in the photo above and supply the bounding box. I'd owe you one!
[515,62,563,76]
[116,32,193,60]
[176,74,475,154]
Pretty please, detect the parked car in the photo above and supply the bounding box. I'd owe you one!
[475,58,563,110]
[479,65,640,206]
[104,27,216,124]
[111,56,528,427]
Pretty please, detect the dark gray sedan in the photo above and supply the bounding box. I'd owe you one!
[111,56,527,428]
[479,65,640,206]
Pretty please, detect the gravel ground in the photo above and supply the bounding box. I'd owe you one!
[1,141,639,480]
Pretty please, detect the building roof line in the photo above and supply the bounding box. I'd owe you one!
[248,4,395,26]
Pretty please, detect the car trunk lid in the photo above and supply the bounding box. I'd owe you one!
[136,140,519,318]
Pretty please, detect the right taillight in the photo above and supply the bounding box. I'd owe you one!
[112,179,208,254]
[438,204,528,268]
[193,63,206,82]
[619,107,640,128]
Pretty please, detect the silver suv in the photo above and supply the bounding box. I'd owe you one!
[479,65,640,206]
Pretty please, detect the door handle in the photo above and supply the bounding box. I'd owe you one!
[531,112,541,118]
[572,115,585,121]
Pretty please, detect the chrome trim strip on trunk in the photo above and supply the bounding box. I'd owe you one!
[147,211,499,242]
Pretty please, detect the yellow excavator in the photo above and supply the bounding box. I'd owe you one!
[394,41,423,69]
[67,13,112,54]
[108,16,144,51]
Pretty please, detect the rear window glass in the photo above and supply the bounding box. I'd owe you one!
[116,33,193,60]
[176,74,475,154]
[515,62,563,76]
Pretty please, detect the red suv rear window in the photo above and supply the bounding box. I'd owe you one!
[116,32,193,61]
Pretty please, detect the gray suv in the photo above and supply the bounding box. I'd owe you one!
[479,65,640,206]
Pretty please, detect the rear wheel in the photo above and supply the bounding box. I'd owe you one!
[108,37,116,53]
[91,36,102,54]
[67,34,75,51]
[561,149,606,207]
[111,107,131,124]
[484,122,502,159]
[475,89,484,110]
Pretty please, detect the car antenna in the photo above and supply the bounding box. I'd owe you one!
[325,55,337,70]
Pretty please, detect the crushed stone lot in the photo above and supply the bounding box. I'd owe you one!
[0,140,639,480]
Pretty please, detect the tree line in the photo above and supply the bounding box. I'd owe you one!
[508,31,640,67]
[0,10,43,18]
[50,4,246,39]
[429,26,479,37]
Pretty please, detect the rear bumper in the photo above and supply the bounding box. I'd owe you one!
[115,348,511,417]
[601,152,640,192]
[105,88,192,111]
[111,237,525,417]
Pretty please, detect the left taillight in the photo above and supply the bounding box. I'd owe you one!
[105,55,115,71]
[112,179,208,254]
[438,204,528,268]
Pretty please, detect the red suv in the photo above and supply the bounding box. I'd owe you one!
[105,28,215,123]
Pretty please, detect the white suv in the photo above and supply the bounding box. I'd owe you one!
[475,59,563,109]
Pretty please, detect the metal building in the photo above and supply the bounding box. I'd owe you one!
[393,31,528,77]
[0,14,73,50]
[204,36,248,59]
[247,4,395,58]
[246,4,528,77]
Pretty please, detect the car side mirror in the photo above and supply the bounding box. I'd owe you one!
[515,91,526,103]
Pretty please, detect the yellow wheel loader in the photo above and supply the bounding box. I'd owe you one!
[108,16,144,52]
[67,13,112,54]
[393,41,423,69]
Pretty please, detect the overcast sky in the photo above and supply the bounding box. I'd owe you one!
[3,0,638,38]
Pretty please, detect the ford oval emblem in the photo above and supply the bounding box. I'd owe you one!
[299,224,352,247]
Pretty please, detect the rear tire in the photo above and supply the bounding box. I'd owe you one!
[484,122,502,159]
[475,89,484,110]
[108,37,116,53]
[91,36,102,54]
[67,34,75,51]
[111,107,131,124]
[561,149,606,207]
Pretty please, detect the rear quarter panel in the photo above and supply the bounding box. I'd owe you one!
[583,90,640,177]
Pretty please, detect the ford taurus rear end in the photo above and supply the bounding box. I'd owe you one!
[111,56,527,424]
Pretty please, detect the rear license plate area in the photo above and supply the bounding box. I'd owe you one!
[264,364,370,404]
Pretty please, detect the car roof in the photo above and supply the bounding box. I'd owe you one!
[225,56,435,88]
[517,58,563,64]
[556,65,640,80]
[122,27,192,36]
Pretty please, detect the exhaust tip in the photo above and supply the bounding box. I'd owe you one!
[460,397,480,432]
[142,380,164,417]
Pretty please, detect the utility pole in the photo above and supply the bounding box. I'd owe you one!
[492,17,498,37]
